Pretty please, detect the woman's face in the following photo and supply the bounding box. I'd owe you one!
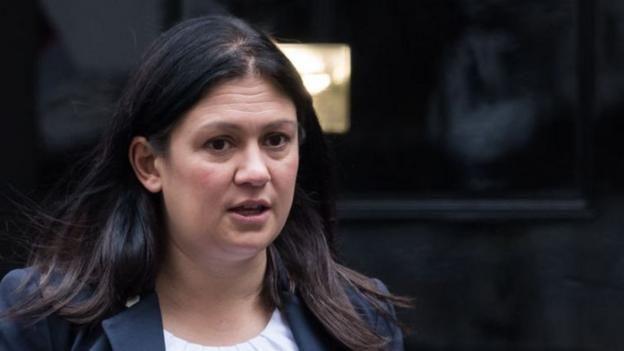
[154,75,299,265]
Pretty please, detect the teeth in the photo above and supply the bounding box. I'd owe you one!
[234,204,265,211]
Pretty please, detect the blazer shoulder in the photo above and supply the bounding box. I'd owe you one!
[0,268,58,351]
[347,278,405,351]
[0,268,39,308]
[1,268,112,350]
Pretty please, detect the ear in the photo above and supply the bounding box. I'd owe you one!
[128,136,163,193]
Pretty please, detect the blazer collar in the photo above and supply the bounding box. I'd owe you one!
[281,292,337,351]
[101,292,165,351]
[100,290,337,351]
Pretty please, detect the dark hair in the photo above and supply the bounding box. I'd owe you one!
[8,15,405,349]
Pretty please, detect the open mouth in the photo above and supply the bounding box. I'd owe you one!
[228,204,270,217]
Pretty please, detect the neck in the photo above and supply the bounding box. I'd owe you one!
[155,246,273,345]
[156,247,269,312]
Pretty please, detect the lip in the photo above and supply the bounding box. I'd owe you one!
[227,199,272,227]
[228,199,271,210]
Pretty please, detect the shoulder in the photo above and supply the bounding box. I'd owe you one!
[0,268,38,308]
[0,268,72,351]
[1,268,51,350]
[346,278,405,351]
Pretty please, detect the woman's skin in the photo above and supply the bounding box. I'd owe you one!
[129,74,300,345]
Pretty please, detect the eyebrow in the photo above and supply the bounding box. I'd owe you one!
[198,119,298,132]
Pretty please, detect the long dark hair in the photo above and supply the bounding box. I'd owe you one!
[8,16,405,349]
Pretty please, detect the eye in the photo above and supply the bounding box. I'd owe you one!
[204,137,233,152]
[264,133,291,148]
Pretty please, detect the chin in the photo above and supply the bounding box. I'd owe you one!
[221,234,276,259]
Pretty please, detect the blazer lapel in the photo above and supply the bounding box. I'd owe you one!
[101,292,165,351]
[99,285,340,350]
[282,292,337,351]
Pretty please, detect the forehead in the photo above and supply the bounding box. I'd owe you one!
[179,75,297,127]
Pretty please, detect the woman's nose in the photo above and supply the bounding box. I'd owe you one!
[233,145,271,187]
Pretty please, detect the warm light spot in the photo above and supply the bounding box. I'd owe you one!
[277,43,351,133]
[302,73,331,95]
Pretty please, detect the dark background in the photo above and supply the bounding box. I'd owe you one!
[2,1,624,350]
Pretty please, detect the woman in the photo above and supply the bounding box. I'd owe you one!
[0,15,406,350]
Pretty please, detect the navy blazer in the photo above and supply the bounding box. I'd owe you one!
[0,269,403,350]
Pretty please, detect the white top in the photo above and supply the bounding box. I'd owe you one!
[163,309,299,351]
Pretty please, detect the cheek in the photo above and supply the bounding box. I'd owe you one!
[164,161,230,221]
[274,154,299,204]
[194,165,222,188]
[185,163,232,204]
[170,153,229,187]
[288,157,299,186]
[277,153,299,184]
